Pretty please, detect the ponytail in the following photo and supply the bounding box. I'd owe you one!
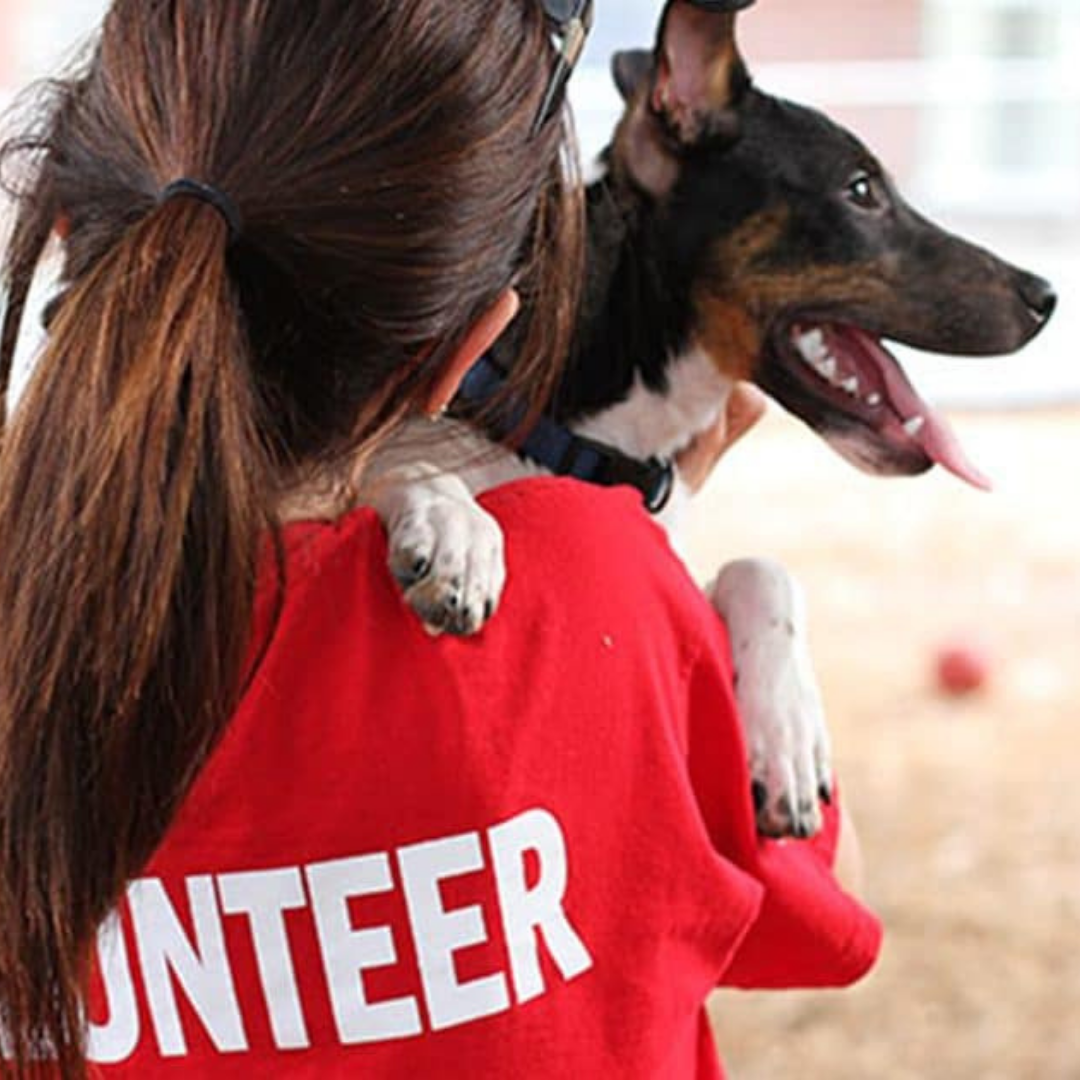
[0,198,268,1077]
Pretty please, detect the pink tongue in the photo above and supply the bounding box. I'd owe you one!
[841,328,993,492]
[913,411,993,491]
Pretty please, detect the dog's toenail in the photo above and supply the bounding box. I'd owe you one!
[393,555,431,588]
[421,607,449,632]
[752,781,768,813]
[819,783,833,806]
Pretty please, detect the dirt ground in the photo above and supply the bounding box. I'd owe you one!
[680,405,1080,1080]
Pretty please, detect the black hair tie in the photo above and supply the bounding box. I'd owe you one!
[159,178,243,243]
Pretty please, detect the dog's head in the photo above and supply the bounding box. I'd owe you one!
[610,0,1056,486]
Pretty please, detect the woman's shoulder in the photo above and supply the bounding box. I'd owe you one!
[486,477,711,622]
[286,476,683,584]
[275,476,717,652]
[479,476,672,554]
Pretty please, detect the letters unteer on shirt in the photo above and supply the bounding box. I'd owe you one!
[89,808,594,1063]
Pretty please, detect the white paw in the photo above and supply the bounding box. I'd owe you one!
[379,470,506,636]
[711,559,833,839]
[739,642,833,840]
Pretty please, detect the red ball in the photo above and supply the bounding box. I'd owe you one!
[936,643,990,696]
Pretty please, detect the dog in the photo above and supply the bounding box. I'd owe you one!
[356,1,1055,839]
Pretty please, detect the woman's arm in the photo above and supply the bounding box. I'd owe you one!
[685,615,882,990]
[834,802,865,899]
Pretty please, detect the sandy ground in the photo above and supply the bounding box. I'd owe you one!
[679,405,1080,1080]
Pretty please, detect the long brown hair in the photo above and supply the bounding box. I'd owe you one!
[0,2,582,1074]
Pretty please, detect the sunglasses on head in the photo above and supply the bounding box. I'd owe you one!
[531,0,594,137]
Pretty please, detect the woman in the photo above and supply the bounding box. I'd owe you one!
[0,2,878,1077]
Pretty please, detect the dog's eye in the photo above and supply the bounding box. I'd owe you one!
[845,172,883,210]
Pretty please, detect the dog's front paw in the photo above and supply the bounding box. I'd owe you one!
[711,559,833,840]
[379,469,506,636]
[742,651,833,841]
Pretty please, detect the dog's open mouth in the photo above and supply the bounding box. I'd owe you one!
[761,321,991,491]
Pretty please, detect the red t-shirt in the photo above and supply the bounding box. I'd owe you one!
[86,478,880,1078]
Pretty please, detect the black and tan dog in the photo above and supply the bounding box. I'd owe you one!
[565,4,1053,481]
[362,0,1054,837]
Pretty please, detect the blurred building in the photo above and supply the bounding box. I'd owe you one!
[2,0,1079,404]
[3,0,1079,219]
[575,0,1080,220]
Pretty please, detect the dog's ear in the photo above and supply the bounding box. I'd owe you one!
[613,1,749,199]
[651,0,749,146]
[612,49,654,103]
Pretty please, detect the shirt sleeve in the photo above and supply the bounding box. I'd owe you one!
[683,608,883,990]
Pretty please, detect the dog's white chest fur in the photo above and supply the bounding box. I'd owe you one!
[572,347,731,462]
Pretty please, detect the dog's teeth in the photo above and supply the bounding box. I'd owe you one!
[816,358,838,381]
[904,415,926,437]
[796,328,827,361]
[867,392,883,407]
[841,377,860,395]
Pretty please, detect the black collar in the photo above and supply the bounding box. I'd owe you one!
[458,355,675,514]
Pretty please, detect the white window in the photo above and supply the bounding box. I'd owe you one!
[920,0,1080,215]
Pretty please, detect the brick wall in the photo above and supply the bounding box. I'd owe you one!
[741,0,923,62]
[742,0,925,179]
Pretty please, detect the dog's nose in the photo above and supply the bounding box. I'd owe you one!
[1018,273,1057,324]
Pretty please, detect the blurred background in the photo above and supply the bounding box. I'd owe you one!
[2,1,1079,1077]
[575,4,1080,1078]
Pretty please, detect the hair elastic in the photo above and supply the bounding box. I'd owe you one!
[159,178,243,243]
